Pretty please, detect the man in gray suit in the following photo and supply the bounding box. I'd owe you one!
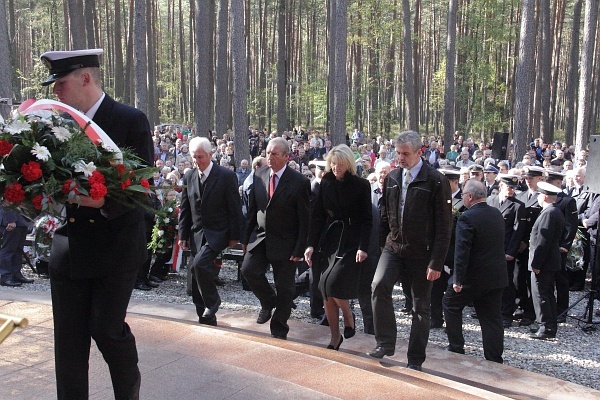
[179,136,242,326]
[242,137,310,339]
[443,179,507,363]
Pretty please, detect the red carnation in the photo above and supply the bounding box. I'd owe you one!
[89,170,106,185]
[0,140,14,156]
[62,179,80,195]
[21,161,43,181]
[90,183,108,200]
[115,164,126,176]
[32,194,44,210]
[121,179,132,190]
[140,178,150,189]
[4,183,25,203]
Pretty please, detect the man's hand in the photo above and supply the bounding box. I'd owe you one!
[290,256,302,262]
[228,240,239,248]
[453,284,463,293]
[68,195,105,208]
[178,239,189,251]
[242,244,247,254]
[304,247,314,267]
[532,268,540,275]
[506,254,515,261]
[426,268,441,281]
[356,250,367,263]
[559,247,568,253]
[5,222,16,231]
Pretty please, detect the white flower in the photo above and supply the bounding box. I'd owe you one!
[163,217,170,224]
[31,143,50,161]
[73,160,97,177]
[167,207,174,213]
[157,243,163,248]
[157,230,164,237]
[6,120,31,134]
[52,126,72,142]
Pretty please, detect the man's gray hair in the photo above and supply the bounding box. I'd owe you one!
[465,179,487,199]
[394,130,422,152]
[267,137,290,155]
[188,136,213,155]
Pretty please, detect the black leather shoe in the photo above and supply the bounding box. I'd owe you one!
[400,306,412,314]
[144,279,159,288]
[271,334,287,340]
[471,312,479,319]
[13,272,34,284]
[407,364,422,371]
[557,315,567,323]
[430,321,444,329]
[257,308,273,324]
[149,275,163,283]
[368,346,394,359]
[327,335,343,350]
[343,313,356,339]
[529,327,556,340]
[503,319,512,328]
[318,315,329,326]
[0,277,22,287]
[199,315,217,326]
[214,277,226,287]
[134,282,152,291]
[446,345,465,354]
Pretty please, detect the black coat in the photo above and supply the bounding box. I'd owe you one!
[487,195,526,257]
[452,202,508,291]
[529,204,566,272]
[243,165,310,261]
[49,95,154,279]
[308,172,372,299]
[179,162,242,254]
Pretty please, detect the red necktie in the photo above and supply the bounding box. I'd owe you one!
[269,174,276,198]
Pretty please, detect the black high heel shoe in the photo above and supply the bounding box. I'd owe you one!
[327,335,343,350]
[344,312,356,339]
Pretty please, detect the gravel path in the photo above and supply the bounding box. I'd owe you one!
[8,260,600,391]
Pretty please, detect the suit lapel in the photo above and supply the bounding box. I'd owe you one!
[203,162,219,197]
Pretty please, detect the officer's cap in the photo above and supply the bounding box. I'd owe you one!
[543,170,565,182]
[439,169,461,180]
[40,49,103,86]
[499,174,520,188]
[522,165,545,177]
[537,181,561,196]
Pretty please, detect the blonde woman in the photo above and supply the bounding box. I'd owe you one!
[304,144,372,350]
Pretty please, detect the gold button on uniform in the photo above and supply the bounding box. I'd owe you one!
[69,218,75,223]
[89,219,94,223]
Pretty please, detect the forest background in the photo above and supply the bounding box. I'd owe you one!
[0,0,599,165]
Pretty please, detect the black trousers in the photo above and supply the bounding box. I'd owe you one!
[372,249,432,366]
[431,269,450,325]
[515,251,535,320]
[190,243,222,316]
[555,253,570,315]
[501,259,517,320]
[531,269,558,333]
[0,226,27,278]
[309,259,325,318]
[358,256,377,334]
[443,286,504,363]
[241,240,297,337]
[49,268,140,400]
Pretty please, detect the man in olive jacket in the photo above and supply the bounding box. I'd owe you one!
[369,130,452,371]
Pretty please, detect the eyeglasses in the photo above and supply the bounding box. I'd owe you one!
[461,192,473,197]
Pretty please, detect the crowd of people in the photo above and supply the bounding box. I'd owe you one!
[1,46,598,398]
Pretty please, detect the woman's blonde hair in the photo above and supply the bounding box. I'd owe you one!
[325,144,357,176]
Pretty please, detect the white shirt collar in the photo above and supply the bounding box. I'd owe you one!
[271,164,287,179]
[200,161,214,178]
[405,159,423,180]
[85,92,106,119]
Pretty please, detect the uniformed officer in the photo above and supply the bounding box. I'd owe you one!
[529,182,565,339]
[544,170,578,321]
[468,164,484,182]
[487,175,526,327]
[483,165,500,196]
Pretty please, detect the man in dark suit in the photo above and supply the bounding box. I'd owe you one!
[0,206,33,286]
[430,168,466,329]
[514,166,545,326]
[41,49,154,399]
[528,182,566,339]
[443,179,507,363]
[241,137,310,339]
[487,175,526,327]
[369,130,452,371]
[179,136,242,326]
[544,170,578,321]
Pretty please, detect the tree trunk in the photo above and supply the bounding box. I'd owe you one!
[402,0,417,131]
[215,0,230,137]
[513,0,536,164]
[84,0,97,48]
[575,0,599,153]
[565,0,583,146]
[195,0,213,136]
[332,0,347,144]
[443,0,458,153]
[133,0,148,115]
[276,0,287,134]
[113,0,125,100]
[231,0,249,164]
[146,0,157,125]
[0,0,12,120]
[179,0,188,120]
[67,0,86,49]
[539,0,552,142]
[327,0,336,134]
